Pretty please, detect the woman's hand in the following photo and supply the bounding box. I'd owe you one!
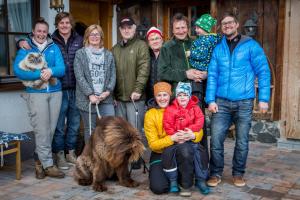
[99,91,110,101]
[89,95,99,104]
[170,130,186,143]
[183,128,196,141]
[41,69,52,81]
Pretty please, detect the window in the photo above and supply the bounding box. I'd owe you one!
[0,0,38,83]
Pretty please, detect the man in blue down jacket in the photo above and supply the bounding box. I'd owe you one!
[205,12,270,188]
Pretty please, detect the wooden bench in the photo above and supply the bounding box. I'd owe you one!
[0,141,21,180]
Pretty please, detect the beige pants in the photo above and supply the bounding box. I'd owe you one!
[23,92,62,168]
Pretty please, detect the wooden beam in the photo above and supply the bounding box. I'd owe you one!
[274,0,286,121]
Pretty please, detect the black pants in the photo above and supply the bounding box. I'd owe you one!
[191,81,208,153]
[149,143,194,194]
[162,142,208,181]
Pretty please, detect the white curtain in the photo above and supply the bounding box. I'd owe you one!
[8,0,32,33]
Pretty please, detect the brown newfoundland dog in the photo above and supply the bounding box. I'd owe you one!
[74,116,145,192]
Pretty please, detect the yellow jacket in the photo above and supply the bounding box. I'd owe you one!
[144,108,204,153]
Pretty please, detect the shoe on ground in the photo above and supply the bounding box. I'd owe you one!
[169,181,179,193]
[196,180,210,195]
[56,151,70,170]
[66,149,77,164]
[44,165,65,178]
[207,176,221,187]
[35,160,45,179]
[179,187,192,197]
[233,176,246,187]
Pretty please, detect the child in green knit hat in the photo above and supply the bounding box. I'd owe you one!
[189,13,222,165]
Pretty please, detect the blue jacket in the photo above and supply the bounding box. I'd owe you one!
[13,35,65,93]
[206,35,270,104]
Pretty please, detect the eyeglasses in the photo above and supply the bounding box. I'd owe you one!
[148,37,162,42]
[221,20,236,27]
[89,33,101,38]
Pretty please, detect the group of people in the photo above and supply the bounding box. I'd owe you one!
[13,10,270,197]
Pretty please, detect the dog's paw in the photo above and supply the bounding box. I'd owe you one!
[92,183,107,192]
[120,179,139,188]
[78,178,92,186]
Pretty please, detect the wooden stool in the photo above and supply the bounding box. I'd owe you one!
[0,141,21,180]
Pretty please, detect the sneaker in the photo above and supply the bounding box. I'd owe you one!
[179,187,192,197]
[233,176,246,187]
[196,180,210,195]
[56,151,70,170]
[34,160,45,179]
[207,176,221,187]
[169,181,179,193]
[66,150,77,164]
[44,165,65,178]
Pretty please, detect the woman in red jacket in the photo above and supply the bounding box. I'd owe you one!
[162,82,209,195]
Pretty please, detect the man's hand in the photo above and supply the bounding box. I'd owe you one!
[186,69,201,81]
[130,92,141,101]
[199,71,207,80]
[208,102,218,113]
[19,40,31,50]
[259,102,269,114]
[40,69,52,81]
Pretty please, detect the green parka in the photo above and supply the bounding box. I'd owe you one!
[112,37,150,101]
[158,37,193,89]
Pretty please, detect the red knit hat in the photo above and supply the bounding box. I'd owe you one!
[146,26,163,40]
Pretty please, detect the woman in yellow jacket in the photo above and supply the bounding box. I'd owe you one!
[144,82,204,196]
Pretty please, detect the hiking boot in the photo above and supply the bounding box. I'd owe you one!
[179,187,192,197]
[233,176,246,187]
[207,176,221,187]
[56,151,70,170]
[195,179,210,195]
[169,181,179,193]
[35,160,45,179]
[44,165,65,178]
[66,150,77,164]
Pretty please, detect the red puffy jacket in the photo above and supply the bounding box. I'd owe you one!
[163,95,204,135]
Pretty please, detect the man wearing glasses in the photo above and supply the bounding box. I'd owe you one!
[206,12,270,187]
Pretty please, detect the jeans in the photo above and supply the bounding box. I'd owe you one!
[80,103,115,143]
[52,90,81,153]
[209,98,253,177]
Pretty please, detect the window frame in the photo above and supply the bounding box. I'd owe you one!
[0,0,39,89]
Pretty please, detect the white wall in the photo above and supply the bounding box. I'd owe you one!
[0,91,32,133]
[40,0,70,33]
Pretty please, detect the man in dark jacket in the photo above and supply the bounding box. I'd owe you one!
[19,12,83,170]
[206,12,270,188]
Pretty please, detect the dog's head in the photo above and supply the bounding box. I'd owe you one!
[93,116,145,168]
[23,53,46,70]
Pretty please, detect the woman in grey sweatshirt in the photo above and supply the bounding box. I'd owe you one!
[74,24,116,142]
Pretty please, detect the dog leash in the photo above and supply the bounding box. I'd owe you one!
[89,102,101,136]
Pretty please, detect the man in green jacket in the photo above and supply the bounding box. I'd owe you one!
[157,14,209,193]
[158,13,203,90]
[112,17,150,159]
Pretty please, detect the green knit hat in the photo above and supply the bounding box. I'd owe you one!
[195,14,217,33]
